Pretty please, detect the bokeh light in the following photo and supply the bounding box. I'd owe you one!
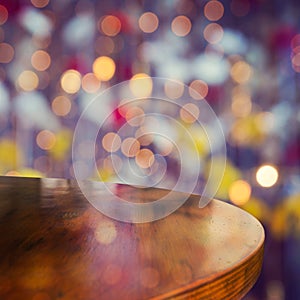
[102,132,121,153]
[31,0,49,8]
[135,148,155,168]
[204,1,224,21]
[203,23,224,44]
[51,96,72,116]
[0,43,14,64]
[0,5,8,25]
[94,220,117,245]
[129,73,153,98]
[31,50,51,71]
[189,80,209,100]
[256,165,279,188]
[17,70,39,91]
[100,15,121,37]
[180,103,200,123]
[121,137,140,157]
[60,69,81,94]
[171,16,192,37]
[230,60,252,83]
[36,130,56,150]
[164,80,184,99]
[93,56,116,81]
[229,179,252,205]
[82,73,101,93]
[125,106,145,127]
[139,12,159,33]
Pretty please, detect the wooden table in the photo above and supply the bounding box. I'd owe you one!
[0,176,264,300]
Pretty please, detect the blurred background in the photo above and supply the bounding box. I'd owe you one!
[0,0,300,299]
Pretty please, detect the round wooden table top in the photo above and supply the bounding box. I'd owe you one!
[0,177,264,300]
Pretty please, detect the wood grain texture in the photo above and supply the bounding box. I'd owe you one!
[0,176,264,300]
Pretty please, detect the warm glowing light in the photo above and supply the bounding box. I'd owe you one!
[17,70,39,91]
[231,87,252,117]
[203,23,224,44]
[94,220,117,245]
[291,34,300,51]
[256,165,279,188]
[126,106,145,127]
[139,12,159,33]
[129,73,153,98]
[230,0,250,17]
[0,5,8,25]
[204,1,224,21]
[229,180,251,205]
[93,56,116,81]
[164,80,184,99]
[135,149,155,168]
[121,137,140,157]
[189,80,208,100]
[82,73,101,93]
[31,50,51,71]
[180,103,200,123]
[292,53,300,72]
[135,128,154,146]
[102,132,121,153]
[0,43,14,63]
[95,36,115,55]
[230,61,252,84]
[36,130,56,150]
[140,267,160,288]
[51,95,71,116]
[100,15,121,37]
[60,69,81,94]
[171,16,192,37]
[31,0,49,8]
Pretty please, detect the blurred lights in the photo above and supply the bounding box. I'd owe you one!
[95,36,115,55]
[60,69,81,94]
[203,23,224,44]
[229,180,251,205]
[230,61,252,83]
[231,86,252,117]
[180,103,200,124]
[0,43,14,64]
[94,220,117,245]
[51,96,71,116]
[31,50,51,71]
[17,70,39,91]
[164,80,184,100]
[93,56,116,81]
[121,137,140,157]
[204,1,224,21]
[135,148,155,168]
[171,16,192,37]
[0,5,8,25]
[82,73,101,93]
[189,80,209,100]
[36,130,56,150]
[31,0,49,8]
[102,132,121,153]
[129,73,153,98]
[139,12,159,33]
[100,15,121,37]
[256,165,279,188]
[125,106,145,127]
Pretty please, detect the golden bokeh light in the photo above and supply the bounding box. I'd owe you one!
[125,106,145,127]
[171,15,192,37]
[230,61,252,84]
[256,165,279,188]
[180,103,200,123]
[129,73,153,98]
[93,56,116,81]
[121,137,140,157]
[100,15,121,37]
[0,5,8,25]
[231,87,252,118]
[102,132,121,153]
[17,70,39,91]
[138,12,159,33]
[0,43,14,63]
[31,50,51,71]
[229,180,252,205]
[82,73,101,93]
[36,130,56,150]
[164,80,184,99]
[189,80,208,100]
[204,0,224,21]
[203,23,224,44]
[135,148,155,169]
[51,95,72,116]
[94,220,117,245]
[60,69,81,94]
[31,0,49,8]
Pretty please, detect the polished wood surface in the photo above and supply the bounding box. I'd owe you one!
[0,176,264,300]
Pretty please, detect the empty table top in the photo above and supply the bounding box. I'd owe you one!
[0,176,264,299]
